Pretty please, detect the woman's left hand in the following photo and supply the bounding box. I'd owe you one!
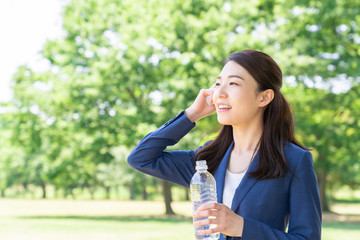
[193,202,244,237]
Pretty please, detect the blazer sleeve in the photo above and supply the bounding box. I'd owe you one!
[240,151,322,240]
[127,111,198,188]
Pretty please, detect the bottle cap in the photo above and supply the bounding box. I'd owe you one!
[196,160,208,171]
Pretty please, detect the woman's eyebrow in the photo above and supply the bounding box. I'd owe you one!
[217,75,245,80]
[229,75,245,80]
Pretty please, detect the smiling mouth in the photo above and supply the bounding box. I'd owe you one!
[218,105,232,110]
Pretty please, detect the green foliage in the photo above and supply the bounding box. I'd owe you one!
[0,0,359,209]
[284,82,360,192]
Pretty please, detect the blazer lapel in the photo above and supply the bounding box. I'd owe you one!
[213,142,234,203]
[230,152,259,212]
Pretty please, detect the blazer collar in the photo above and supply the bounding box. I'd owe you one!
[230,152,259,212]
[213,141,259,212]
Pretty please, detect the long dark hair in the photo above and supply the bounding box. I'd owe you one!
[195,50,307,180]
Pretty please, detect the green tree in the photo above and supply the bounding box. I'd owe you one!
[5,0,360,213]
[284,82,360,211]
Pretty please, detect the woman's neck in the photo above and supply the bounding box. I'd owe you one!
[231,118,263,154]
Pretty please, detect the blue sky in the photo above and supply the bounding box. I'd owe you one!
[0,0,64,102]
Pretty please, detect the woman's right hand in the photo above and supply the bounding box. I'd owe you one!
[185,87,216,122]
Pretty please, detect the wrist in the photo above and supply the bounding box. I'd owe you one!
[184,108,199,123]
[237,216,244,237]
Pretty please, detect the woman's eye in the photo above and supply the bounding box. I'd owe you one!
[214,82,221,86]
[230,82,239,85]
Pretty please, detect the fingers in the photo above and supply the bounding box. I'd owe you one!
[193,209,219,218]
[185,87,215,122]
[195,220,223,236]
[194,216,216,225]
[194,216,221,236]
[193,202,244,237]
[198,228,220,235]
[193,202,223,219]
[207,89,214,106]
[200,88,214,103]
[196,202,220,212]
[200,88,213,100]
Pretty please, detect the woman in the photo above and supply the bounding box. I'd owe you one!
[127,50,322,239]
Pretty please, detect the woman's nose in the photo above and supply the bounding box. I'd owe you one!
[213,85,228,99]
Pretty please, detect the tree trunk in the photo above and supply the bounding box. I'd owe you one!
[317,168,329,212]
[69,187,75,199]
[1,189,5,198]
[162,180,175,215]
[89,187,95,200]
[115,185,120,199]
[128,184,135,200]
[22,181,28,191]
[105,186,111,199]
[41,182,46,199]
[185,187,189,201]
[142,186,147,200]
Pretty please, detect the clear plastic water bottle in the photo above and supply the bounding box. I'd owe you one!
[190,160,220,240]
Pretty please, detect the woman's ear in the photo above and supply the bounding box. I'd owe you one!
[258,89,274,107]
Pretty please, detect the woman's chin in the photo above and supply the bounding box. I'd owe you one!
[217,117,232,126]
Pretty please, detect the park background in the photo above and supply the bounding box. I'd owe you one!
[0,0,359,239]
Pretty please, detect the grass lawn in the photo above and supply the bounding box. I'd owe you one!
[0,199,359,239]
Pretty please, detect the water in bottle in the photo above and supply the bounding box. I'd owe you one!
[190,160,220,240]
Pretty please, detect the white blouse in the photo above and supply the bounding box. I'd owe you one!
[222,169,245,208]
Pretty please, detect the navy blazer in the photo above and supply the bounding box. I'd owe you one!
[127,111,322,240]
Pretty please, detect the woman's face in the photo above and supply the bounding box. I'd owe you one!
[212,60,264,127]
